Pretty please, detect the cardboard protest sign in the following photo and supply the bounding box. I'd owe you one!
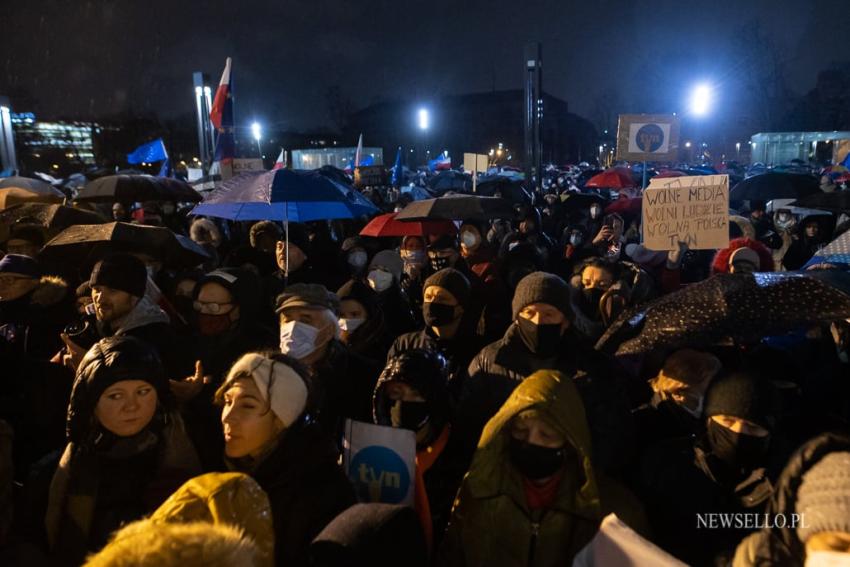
[343,419,416,506]
[616,114,680,162]
[463,153,489,174]
[642,174,729,251]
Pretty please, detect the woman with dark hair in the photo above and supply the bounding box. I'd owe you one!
[40,336,201,565]
[217,351,355,566]
[336,279,392,362]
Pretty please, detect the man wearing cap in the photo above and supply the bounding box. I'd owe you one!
[388,268,486,400]
[76,253,190,379]
[0,254,73,360]
[263,222,319,314]
[639,371,779,565]
[456,271,633,473]
[276,283,380,440]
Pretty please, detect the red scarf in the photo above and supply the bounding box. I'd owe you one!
[522,471,564,510]
[414,426,450,552]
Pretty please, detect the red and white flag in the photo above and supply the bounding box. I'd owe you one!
[354,133,363,167]
[209,57,232,129]
[272,148,286,170]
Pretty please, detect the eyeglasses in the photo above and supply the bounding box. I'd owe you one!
[193,300,234,314]
[0,275,34,286]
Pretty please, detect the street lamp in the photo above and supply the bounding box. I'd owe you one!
[689,83,712,116]
[417,108,429,130]
[251,122,262,158]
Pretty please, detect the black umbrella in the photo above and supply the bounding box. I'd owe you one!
[559,192,610,210]
[474,176,532,204]
[76,175,202,203]
[39,222,210,270]
[0,203,106,239]
[596,272,850,356]
[395,194,514,222]
[729,172,821,201]
[426,171,472,195]
[790,191,850,213]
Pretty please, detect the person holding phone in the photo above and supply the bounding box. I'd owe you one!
[592,213,626,261]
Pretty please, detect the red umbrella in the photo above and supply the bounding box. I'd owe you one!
[654,169,686,179]
[359,212,457,237]
[585,168,636,189]
[604,197,642,218]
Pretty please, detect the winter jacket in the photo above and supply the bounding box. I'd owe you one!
[438,370,645,567]
[0,275,74,360]
[464,247,511,342]
[457,323,634,473]
[231,420,356,566]
[732,432,850,567]
[150,472,275,567]
[374,285,418,339]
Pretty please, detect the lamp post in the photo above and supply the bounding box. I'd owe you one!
[417,108,429,165]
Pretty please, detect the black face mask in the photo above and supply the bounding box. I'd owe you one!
[423,302,456,327]
[706,420,770,469]
[654,398,701,434]
[508,437,568,480]
[516,317,563,357]
[580,287,604,319]
[391,400,430,432]
[430,255,453,271]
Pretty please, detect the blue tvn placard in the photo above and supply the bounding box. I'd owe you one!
[348,445,411,504]
[635,123,665,153]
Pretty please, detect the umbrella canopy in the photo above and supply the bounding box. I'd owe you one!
[729,172,821,201]
[426,171,472,195]
[596,272,850,356]
[604,196,642,218]
[653,170,687,179]
[559,192,609,210]
[805,230,850,268]
[0,203,105,237]
[395,194,514,222]
[39,222,210,270]
[77,175,202,203]
[359,212,456,238]
[0,176,66,209]
[474,176,531,204]
[585,168,636,189]
[190,169,379,222]
[791,191,850,213]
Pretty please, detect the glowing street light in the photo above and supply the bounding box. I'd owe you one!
[417,108,430,130]
[251,122,262,158]
[689,83,712,116]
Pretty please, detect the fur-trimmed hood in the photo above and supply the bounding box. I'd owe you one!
[30,275,69,308]
[190,218,223,248]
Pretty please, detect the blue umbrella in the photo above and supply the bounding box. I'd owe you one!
[805,230,850,269]
[190,169,378,222]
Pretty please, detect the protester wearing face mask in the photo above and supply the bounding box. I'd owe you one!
[389,268,484,403]
[341,236,369,283]
[632,349,722,452]
[216,352,355,566]
[367,249,417,337]
[458,220,511,341]
[784,216,830,271]
[276,283,381,440]
[639,371,778,566]
[502,207,555,270]
[569,259,617,341]
[336,278,392,362]
[458,271,633,474]
[733,433,850,567]
[373,349,465,550]
[591,213,627,261]
[400,236,428,316]
[439,370,647,567]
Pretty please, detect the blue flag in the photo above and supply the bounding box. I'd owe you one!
[842,152,850,168]
[390,146,403,187]
[158,158,173,178]
[127,139,168,164]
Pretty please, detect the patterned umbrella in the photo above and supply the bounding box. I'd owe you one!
[596,272,850,356]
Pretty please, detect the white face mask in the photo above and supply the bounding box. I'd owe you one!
[279,320,320,360]
[590,204,601,219]
[367,269,394,293]
[339,317,365,333]
[460,230,480,248]
[347,250,368,269]
[401,249,426,266]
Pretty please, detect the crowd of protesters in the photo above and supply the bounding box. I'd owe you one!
[0,167,849,567]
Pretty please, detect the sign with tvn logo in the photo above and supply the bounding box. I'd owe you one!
[616,114,681,162]
[343,420,416,506]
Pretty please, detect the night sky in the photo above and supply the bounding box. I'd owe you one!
[1,0,841,132]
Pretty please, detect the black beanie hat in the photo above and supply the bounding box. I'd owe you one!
[423,268,470,305]
[90,253,148,298]
[705,371,778,431]
[511,271,571,320]
[67,335,172,444]
[281,223,311,256]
